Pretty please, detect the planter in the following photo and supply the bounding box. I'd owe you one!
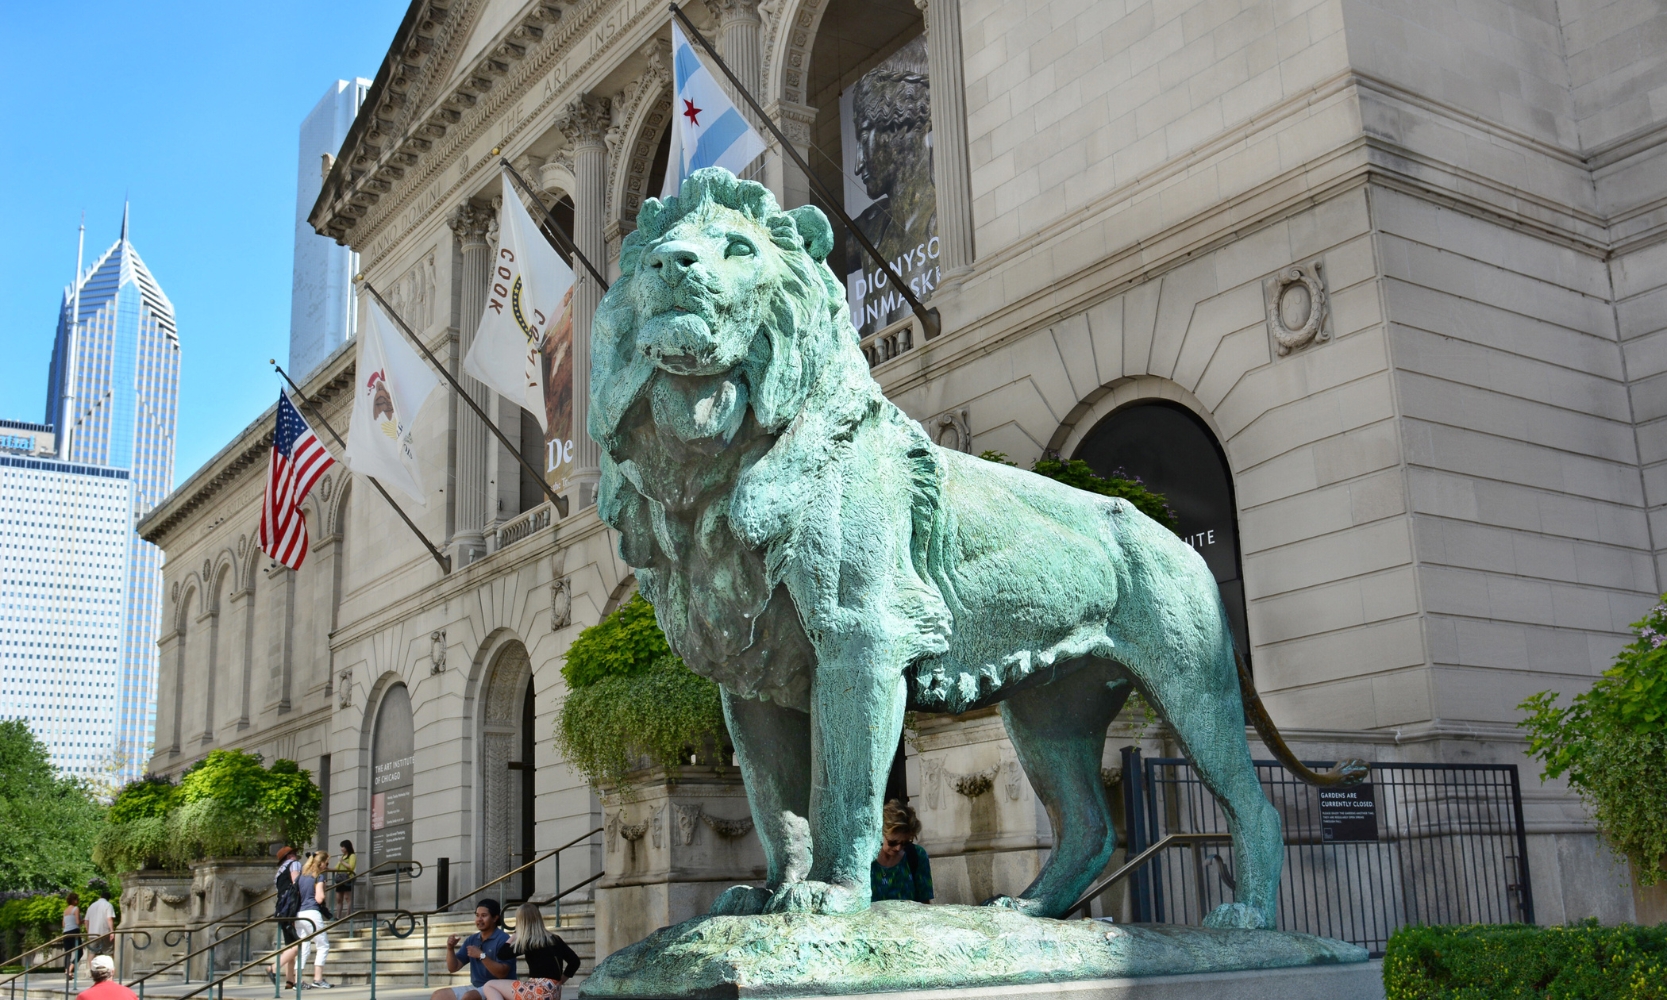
[118,869,192,975]
[594,766,763,962]
[188,857,276,979]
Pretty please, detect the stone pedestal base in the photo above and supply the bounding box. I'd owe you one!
[794,963,1385,1000]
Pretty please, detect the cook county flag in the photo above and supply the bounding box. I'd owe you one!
[465,171,573,432]
[660,20,767,199]
[345,298,441,505]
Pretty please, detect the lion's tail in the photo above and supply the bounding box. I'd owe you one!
[1235,649,1369,787]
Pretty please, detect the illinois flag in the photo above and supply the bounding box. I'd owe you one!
[345,298,440,504]
[260,392,335,570]
[465,172,574,434]
[660,20,767,199]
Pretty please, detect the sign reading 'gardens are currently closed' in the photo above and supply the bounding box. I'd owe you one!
[1319,784,1378,842]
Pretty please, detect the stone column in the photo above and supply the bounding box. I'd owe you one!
[706,0,762,115]
[916,0,975,278]
[557,95,611,511]
[763,100,817,210]
[449,203,494,560]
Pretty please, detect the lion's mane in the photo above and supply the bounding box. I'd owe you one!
[590,169,952,710]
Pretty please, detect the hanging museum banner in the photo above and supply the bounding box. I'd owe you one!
[539,285,576,492]
[840,35,939,339]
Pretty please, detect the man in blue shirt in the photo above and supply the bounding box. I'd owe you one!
[430,899,515,1000]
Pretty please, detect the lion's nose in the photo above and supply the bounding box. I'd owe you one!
[647,242,701,287]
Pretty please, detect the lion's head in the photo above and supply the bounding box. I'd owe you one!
[590,168,867,455]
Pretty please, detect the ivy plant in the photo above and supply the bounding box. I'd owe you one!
[556,595,727,796]
[1520,599,1667,885]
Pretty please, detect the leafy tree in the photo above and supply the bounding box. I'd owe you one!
[0,721,105,892]
[1521,599,1667,885]
[979,451,1180,533]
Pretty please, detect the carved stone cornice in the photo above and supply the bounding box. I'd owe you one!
[557,94,613,150]
[704,0,762,27]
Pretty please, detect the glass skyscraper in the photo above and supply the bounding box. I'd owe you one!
[44,207,179,782]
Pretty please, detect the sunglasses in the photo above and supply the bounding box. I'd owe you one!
[883,837,910,849]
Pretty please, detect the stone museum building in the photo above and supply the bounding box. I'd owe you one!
[139,0,1667,957]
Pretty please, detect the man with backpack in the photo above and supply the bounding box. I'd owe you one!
[269,846,302,988]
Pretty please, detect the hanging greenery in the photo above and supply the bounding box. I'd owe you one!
[1520,598,1667,885]
[556,594,727,795]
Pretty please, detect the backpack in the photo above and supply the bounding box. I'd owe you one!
[274,864,301,920]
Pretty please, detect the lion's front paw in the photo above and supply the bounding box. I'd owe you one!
[980,895,1048,916]
[709,885,770,916]
[762,880,868,915]
[1203,902,1270,929]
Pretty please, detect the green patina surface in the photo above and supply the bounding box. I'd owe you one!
[588,167,1286,948]
[578,903,1368,997]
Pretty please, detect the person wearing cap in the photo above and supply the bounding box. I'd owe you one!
[269,846,303,987]
[77,956,136,1000]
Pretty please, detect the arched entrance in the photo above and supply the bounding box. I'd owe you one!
[478,642,535,900]
[370,683,415,869]
[1073,401,1251,664]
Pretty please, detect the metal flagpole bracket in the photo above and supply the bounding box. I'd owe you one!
[357,276,572,520]
[496,156,611,293]
[668,3,941,343]
[269,361,453,575]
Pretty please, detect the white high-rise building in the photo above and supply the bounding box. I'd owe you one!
[0,453,132,776]
[288,79,371,381]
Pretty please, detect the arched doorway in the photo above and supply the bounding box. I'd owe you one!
[370,683,415,869]
[479,642,534,900]
[1073,401,1251,665]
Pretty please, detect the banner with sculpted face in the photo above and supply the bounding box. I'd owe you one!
[841,35,939,339]
[540,285,576,493]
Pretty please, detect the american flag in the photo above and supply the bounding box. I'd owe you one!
[260,392,336,570]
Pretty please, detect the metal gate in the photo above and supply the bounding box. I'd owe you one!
[1115,749,1535,956]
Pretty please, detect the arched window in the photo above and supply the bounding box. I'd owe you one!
[370,683,414,868]
[1074,402,1250,665]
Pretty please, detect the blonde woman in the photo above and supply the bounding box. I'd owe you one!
[295,852,334,989]
[480,903,579,1000]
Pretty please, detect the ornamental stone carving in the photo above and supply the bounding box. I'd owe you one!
[952,765,999,798]
[1265,260,1330,356]
[650,804,665,849]
[673,803,702,845]
[931,408,972,453]
[1002,756,1024,801]
[556,94,612,149]
[921,757,945,810]
[337,668,353,708]
[430,630,447,673]
[700,811,755,840]
[551,576,572,630]
[449,203,493,246]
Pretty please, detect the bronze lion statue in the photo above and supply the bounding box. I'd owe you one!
[589,168,1352,928]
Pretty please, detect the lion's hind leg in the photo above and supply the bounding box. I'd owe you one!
[989,659,1128,917]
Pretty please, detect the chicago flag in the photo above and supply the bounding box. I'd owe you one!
[660,20,768,199]
[344,298,440,505]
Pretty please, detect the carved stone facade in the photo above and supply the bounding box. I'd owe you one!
[142,0,1667,965]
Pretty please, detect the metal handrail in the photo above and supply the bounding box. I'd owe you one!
[160,909,416,1000]
[416,827,602,989]
[211,857,422,932]
[1068,832,1234,917]
[0,932,75,996]
[416,828,601,918]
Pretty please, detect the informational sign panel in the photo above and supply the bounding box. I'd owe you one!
[1319,783,1378,843]
[371,683,415,867]
[840,35,939,338]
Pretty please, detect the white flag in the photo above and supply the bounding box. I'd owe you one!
[345,299,440,505]
[660,20,768,199]
[466,172,574,435]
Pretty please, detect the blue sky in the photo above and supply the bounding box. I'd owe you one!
[0,0,409,489]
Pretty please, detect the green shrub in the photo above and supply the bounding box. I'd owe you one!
[1520,599,1667,885]
[0,721,105,892]
[95,755,320,872]
[557,655,726,795]
[979,452,1180,533]
[1383,922,1667,999]
[561,592,674,688]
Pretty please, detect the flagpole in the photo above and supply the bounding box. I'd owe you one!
[497,158,610,292]
[668,3,941,341]
[359,278,572,520]
[270,363,453,575]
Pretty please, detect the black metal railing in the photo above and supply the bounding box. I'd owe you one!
[1090,748,1534,956]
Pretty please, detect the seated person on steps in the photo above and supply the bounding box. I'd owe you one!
[431,899,515,1000]
[480,902,581,1000]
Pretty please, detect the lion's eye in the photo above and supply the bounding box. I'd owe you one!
[725,237,756,258]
